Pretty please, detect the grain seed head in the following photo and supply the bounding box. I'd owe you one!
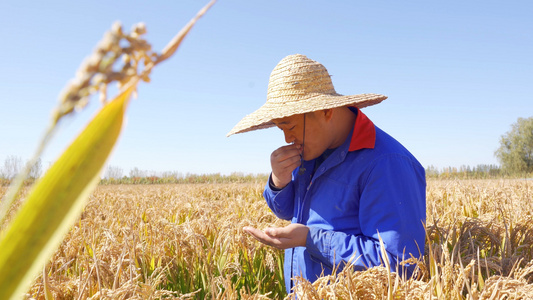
[54,21,159,124]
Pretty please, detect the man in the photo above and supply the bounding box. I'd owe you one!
[227,54,426,294]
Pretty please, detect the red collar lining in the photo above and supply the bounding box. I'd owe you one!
[348,108,376,151]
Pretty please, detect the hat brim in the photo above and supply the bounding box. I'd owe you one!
[227,93,387,136]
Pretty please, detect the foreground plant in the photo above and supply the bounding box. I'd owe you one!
[0,1,215,299]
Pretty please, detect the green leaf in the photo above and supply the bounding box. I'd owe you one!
[0,85,135,299]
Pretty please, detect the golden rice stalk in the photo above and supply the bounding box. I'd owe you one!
[0,85,135,300]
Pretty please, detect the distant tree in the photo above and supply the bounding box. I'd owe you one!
[29,158,42,179]
[425,165,439,177]
[105,165,123,179]
[495,117,533,174]
[1,155,22,180]
[129,167,147,178]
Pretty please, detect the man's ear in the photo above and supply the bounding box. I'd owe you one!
[323,108,334,122]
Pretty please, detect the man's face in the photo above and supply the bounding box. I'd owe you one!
[273,111,329,160]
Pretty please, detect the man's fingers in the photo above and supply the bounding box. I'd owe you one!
[272,146,302,171]
[270,144,303,188]
[272,145,302,162]
[243,226,264,239]
[264,227,275,236]
[264,227,285,238]
[277,155,301,170]
[277,143,302,153]
[243,226,284,249]
[243,227,270,243]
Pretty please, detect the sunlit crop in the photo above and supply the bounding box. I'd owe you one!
[2,178,531,299]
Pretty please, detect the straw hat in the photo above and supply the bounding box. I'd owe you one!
[227,54,387,136]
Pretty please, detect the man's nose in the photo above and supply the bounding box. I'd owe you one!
[283,130,294,144]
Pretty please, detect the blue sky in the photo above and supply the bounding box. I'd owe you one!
[0,1,532,176]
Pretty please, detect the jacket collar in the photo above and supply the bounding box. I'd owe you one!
[300,108,376,180]
[348,107,376,151]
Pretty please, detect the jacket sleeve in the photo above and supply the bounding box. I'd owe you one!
[305,154,426,275]
[263,174,296,221]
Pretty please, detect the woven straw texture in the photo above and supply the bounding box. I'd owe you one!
[227,54,387,136]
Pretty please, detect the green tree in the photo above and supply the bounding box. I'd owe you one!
[495,117,533,174]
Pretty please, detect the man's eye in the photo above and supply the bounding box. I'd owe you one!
[278,126,295,131]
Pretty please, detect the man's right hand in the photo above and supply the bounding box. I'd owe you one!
[270,144,302,189]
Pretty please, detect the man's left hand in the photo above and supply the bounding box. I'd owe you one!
[243,223,309,250]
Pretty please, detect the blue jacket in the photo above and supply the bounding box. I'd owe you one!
[263,108,426,293]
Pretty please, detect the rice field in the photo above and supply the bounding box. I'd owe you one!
[2,178,533,299]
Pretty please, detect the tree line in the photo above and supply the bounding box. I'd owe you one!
[425,164,504,179]
[0,156,43,186]
[100,165,270,184]
[0,159,270,186]
[0,158,528,186]
[2,115,532,185]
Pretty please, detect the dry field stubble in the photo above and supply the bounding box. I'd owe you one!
[1,178,532,299]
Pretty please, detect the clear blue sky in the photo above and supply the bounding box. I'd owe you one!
[0,1,532,176]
